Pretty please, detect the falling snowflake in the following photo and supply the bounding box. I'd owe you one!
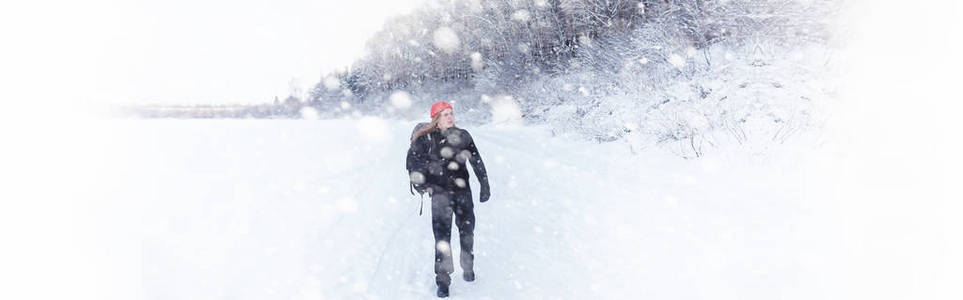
[323,76,340,90]
[410,171,426,184]
[436,241,451,254]
[511,10,531,22]
[445,131,463,145]
[456,150,471,163]
[470,52,484,72]
[513,281,524,289]
[299,107,319,120]
[389,91,412,109]
[432,27,461,54]
[440,146,454,158]
[578,86,589,96]
[668,54,686,70]
[578,34,592,47]
[490,95,522,125]
[518,43,530,54]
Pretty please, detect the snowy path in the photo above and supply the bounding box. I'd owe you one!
[111,119,851,299]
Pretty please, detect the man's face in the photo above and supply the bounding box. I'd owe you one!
[438,109,454,129]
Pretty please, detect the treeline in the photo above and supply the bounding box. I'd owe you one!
[119,96,325,119]
[129,0,837,157]
[309,0,835,106]
[311,0,654,111]
[306,0,839,156]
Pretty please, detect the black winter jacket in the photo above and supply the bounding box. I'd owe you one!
[407,127,489,196]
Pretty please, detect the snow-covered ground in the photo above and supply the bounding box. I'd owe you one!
[1,115,959,300]
[0,117,918,300]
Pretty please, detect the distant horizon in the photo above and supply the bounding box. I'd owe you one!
[115,97,317,107]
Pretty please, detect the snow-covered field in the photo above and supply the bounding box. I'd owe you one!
[1,115,959,300]
[0,117,916,299]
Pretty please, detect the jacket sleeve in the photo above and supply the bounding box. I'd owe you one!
[465,131,490,188]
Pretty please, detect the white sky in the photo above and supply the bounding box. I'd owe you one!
[3,0,426,106]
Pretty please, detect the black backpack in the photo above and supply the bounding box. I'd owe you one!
[407,122,431,196]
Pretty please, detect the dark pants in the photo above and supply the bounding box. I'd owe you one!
[430,188,475,287]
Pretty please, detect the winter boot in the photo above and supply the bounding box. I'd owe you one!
[436,285,449,298]
[463,271,475,282]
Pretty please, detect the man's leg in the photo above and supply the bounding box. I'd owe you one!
[453,191,475,280]
[431,191,455,288]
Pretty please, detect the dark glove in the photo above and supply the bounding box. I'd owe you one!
[479,184,490,203]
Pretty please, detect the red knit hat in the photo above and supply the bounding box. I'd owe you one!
[430,101,453,118]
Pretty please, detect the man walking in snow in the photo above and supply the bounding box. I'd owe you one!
[407,101,491,298]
